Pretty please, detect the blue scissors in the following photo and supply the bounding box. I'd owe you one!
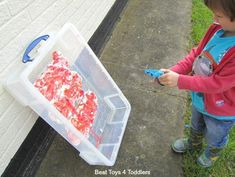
[144,69,164,78]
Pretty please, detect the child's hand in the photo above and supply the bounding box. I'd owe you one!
[158,69,179,87]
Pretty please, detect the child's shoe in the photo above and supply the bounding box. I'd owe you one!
[197,147,222,168]
[172,128,203,153]
[171,138,189,153]
[197,152,216,168]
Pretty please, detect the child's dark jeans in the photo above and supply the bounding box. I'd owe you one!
[191,106,235,157]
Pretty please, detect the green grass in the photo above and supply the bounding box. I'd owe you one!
[182,1,235,177]
[190,0,213,46]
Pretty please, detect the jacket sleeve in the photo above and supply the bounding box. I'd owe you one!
[177,60,235,93]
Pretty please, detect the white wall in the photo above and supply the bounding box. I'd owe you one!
[0,0,115,174]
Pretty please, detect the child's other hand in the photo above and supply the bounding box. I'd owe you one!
[158,69,179,87]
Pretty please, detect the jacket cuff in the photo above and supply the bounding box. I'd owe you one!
[177,75,191,90]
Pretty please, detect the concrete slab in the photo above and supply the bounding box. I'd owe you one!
[35,0,192,176]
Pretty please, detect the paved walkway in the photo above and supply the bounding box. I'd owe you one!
[35,0,192,177]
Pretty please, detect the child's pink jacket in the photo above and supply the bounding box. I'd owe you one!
[170,23,235,116]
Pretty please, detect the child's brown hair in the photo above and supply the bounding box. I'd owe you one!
[204,0,235,21]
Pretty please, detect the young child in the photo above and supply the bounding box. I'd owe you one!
[158,0,235,168]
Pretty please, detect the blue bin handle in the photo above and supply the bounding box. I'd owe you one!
[22,35,49,63]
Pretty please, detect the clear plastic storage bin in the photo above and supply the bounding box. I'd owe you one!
[3,23,131,166]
